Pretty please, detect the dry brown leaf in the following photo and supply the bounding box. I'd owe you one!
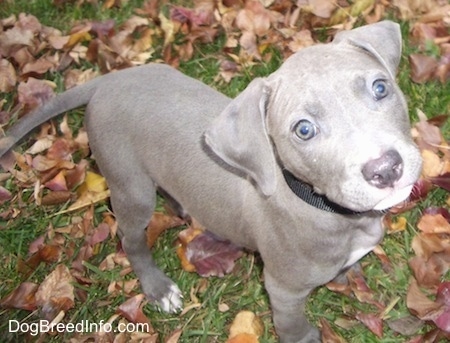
[300,0,338,19]
[355,312,384,338]
[407,278,443,320]
[22,55,56,75]
[165,328,183,343]
[17,77,56,112]
[228,311,264,340]
[0,282,38,311]
[0,58,17,92]
[176,225,204,273]
[417,214,450,234]
[0,185,12,204]
[146,212,185,248]
[226,333,260,343]
[236,0,272,36]
[116,293,152,326]
[41,190,73,205]
[35,264,75,320]
[409,54,438,83]
[319,317,347,343]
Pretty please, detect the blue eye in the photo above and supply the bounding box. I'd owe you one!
[372,79,388,100]
[294,120,318,140]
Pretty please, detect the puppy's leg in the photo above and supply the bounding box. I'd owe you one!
[264,270,320,343]
[109,182,183,313]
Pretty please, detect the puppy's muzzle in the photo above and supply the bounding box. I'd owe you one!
[362,149,403,188]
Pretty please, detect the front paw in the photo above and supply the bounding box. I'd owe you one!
[155,283,183,313]
[140,274,183,313]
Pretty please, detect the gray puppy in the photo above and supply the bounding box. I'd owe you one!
[0,21,422,342]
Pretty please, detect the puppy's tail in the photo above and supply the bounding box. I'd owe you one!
[0,78,100,158]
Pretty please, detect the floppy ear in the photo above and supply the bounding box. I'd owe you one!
[333,20,402,79]
[204,78,277,196]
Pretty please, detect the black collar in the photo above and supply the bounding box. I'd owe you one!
[282,169,363,215]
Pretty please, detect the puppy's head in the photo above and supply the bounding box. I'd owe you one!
[205,21,422,212]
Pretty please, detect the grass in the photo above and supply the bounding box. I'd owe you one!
[1,0,450,342]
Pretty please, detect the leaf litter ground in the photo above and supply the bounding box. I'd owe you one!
[0,0,450,342]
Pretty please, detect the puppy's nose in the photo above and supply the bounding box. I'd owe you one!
[362,150,403,188]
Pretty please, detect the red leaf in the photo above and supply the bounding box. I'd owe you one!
[88,222,110,246]
[355,312,384,338]
[409,179,432,202]
[186,231,243,277]
[428,173,450,192]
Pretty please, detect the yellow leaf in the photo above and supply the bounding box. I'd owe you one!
[57,189,110,215]
[421,149,442,178]
[387,216,407,233]
[84,171,108,192]
[158,12,177,47]
[350,0,375,17]
[330,8,349,26]
[65,30,92,49]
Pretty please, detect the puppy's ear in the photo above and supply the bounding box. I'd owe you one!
[333,20,402,79]
[204,78,277,196]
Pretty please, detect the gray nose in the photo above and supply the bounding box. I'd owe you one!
[362,150,403,188]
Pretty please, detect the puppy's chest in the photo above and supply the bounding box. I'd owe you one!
[343,245,377,268]
[342,220,384,268]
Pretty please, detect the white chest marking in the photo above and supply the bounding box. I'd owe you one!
[344,246,376,268]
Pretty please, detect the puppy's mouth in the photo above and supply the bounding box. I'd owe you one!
[372,184,414,211]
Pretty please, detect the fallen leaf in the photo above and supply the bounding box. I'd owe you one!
[387,315,424,336]
[409,254,447,289]
[82,171,108,193]
[41,190,73,205]
[185,231,244,277]
[176,225,204,273]
[417,213,450,234]
[319,317,347,343]
[355,312,383,338]
[116,293,152,326]
[0,58,17,92]
[17,77,55,112]
[421,149,443,178]
[165,327,183,343]
[0,185,12,204]
[35,264,75,320]
[409,54,438,83]
[88,222,110,246]
[228,311,264,340]
[429,173,450,192]
[407,278,443,321]
[44,170,68,191]
[385,215,407,234]
[347,268,385,309]
[0,282,38,311]
[226,333,259,343]
[147,212,185,248]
